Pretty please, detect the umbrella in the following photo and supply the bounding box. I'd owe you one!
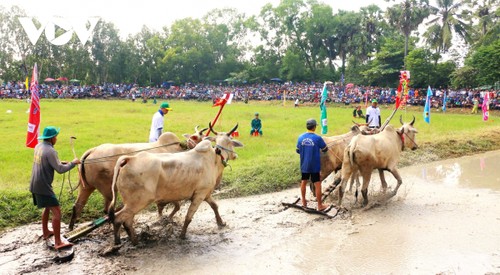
[346,83,354,88]
[69,79,80,82]
[56,77,68,81]
[270,78,282,82]
[44,77,56,82]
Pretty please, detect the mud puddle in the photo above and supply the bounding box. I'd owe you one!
[1,151,500,274]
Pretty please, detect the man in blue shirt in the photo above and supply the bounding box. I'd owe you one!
[296,119,329,211]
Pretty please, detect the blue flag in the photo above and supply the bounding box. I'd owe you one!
[442,91,447,112]
[320,82,329,134]
[423,86,432,124]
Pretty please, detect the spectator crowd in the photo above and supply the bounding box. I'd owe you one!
[1,80,499,110]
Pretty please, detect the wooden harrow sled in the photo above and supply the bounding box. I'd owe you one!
[282,197,339,218]
[63,215,109,242]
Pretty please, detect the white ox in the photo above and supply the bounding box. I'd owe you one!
[108,124,242,245]
[69,126,207,230]
[337,116,418,207]
[316,123,381,200]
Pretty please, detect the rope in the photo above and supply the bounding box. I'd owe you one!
[82,142,181,165]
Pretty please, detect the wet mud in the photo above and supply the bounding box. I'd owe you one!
[1,151,500,274]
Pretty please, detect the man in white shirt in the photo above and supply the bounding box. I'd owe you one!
[366,99,381,128]
[149,102,172,142]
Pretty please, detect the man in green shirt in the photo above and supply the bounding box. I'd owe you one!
[250,112,263,136]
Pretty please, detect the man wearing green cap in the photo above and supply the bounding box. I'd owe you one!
[30,126,81,250]
[366,99,381,128]
[149,102,172,142]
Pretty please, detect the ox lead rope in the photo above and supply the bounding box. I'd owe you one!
[215,147,228,167]
[82,141,181,164]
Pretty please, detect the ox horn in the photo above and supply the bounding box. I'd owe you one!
[227,123,239,137]
[208,122,218,135]
[410,115,415,126]
[352,120,360,127]
[399,115,404,125]
[199,127,208,135]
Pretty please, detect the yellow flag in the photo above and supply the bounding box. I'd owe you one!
[25,76,29,90]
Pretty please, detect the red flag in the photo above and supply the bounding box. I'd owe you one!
[26,63,40,148]
[212,92,233,107]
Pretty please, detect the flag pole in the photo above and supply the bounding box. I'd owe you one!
[205,99,227,137]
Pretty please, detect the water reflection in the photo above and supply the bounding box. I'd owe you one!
[411,150,500,191]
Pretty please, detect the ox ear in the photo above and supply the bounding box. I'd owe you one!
[231,140,243,148]
[182,133,190,139]
[204,136,216,142]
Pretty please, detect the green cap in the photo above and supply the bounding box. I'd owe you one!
[160,102,172,110]
[371,99,378,103]
[38,126,60,140]
[255,112,259,116]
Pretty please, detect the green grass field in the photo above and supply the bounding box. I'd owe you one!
[1,98,499,230]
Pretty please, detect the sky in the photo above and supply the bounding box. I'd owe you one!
[2,0,391,38]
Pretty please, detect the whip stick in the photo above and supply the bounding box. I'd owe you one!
[205,102,226,136]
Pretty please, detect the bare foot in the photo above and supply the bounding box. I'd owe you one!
[43,231,54,240]
[55,242,73,250]
[317,204,330,212]
[301,200,308,207]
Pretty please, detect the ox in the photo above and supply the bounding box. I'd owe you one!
[337,116,418,207]
[108,124,242,244]
[315,123,378,198]
[68,126,207,230]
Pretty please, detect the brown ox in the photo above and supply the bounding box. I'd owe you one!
[68,126,207,230]
[108,124,242,244]
[337,116,418,207]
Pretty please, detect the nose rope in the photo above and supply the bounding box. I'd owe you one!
[404,132,418,149]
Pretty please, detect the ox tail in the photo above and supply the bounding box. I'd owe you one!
[108,156,128,223]
[80,148,95,189]
[349,139,358,167]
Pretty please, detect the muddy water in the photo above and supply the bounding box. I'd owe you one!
[1,151,500,274]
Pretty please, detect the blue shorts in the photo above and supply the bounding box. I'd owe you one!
[301,172,320,183]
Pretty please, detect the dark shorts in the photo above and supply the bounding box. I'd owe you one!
[301,172,320,183]
[32,193,59,209]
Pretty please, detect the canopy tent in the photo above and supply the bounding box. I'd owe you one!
[56,77,68,81]
[270,78,282,82]
[44,77,55,82]
[69,79,80,82]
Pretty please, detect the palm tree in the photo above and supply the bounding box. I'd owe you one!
[468,0,500,47]
[386,0,431,62]
[424,0,473,54]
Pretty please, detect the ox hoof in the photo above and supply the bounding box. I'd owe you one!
[217,222,226,228]
[100,244,122,256]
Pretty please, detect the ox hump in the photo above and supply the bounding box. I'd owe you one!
[194,139,212,152]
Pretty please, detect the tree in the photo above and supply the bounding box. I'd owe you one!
[363,35,408,86]
[424,0,473,54]
[386,0,430,64]
[333,10,362,77]
[468,39,500,85]
[468,0,500,48]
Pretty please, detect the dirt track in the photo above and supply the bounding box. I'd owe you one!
[1,151,500,274]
